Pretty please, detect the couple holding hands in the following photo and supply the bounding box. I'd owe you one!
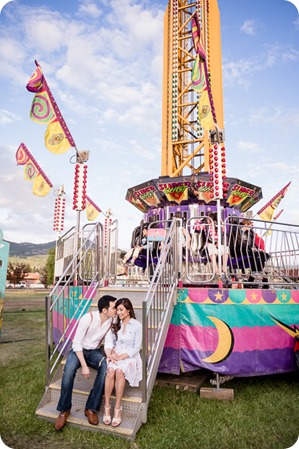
[55,295,142,431]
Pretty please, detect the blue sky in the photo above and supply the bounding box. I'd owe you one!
[0,0,298,250]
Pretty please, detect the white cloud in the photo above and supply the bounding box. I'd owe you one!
[240,19,259,36]
[237,141,262,153]
[263,161,299,173]
[77,1,103,19]
[223,42,299,88]
[0,109,20,125]
[249,106,299,128]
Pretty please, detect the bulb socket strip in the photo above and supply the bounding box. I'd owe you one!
[104,217,112,246]
[209,144,229,200]
[171,0,179,141]
[73,163,88,211]
[53,197,66,232]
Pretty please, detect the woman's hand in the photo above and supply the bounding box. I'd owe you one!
[107,349,116,362]
[112,353,128,361]
[107,351,128,362]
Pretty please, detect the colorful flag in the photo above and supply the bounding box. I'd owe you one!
[191,16,206,61]
[257,182,291,221]
[26,61,76,154]
[16,143,30,165]
[26,64,43,92]
[30,89,55,124]
[24,161,38,180]
[32,173,52,197]
[86,196,101,221]
[198,90,215,131]
[191,14,217,127]
[16,143,53,197]
[262,209,284,237]
[45,118,72,154]
[192,54,206,93]
[191,15,207,93]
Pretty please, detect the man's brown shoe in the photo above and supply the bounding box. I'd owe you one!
[85,409,99,425]
[54,410,70,431]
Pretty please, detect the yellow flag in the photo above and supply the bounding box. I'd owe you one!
[45,119,72,155]
[32,173,51,197]
[86,203,100,221]
[198,90,215,131]
[258,183,291,221]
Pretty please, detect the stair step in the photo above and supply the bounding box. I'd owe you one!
[38,283,173,440]
[36,399,137,438]
[47,387,142,417]
[49,371,142,402]
[98,286,149,294]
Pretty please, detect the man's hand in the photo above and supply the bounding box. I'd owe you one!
[81,365,91,379]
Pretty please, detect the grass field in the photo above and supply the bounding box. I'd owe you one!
[1,294,298,449]
[9,255,48,269]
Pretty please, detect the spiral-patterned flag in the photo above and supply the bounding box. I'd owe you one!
[191,16,206,61]
[16,143,30,165]
[30,90,55,124]
[26,61,75,154]
[26,65,43,93]
[192,54,206,93]
[24,161,38,180]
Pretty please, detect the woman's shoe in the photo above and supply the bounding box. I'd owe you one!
[111,407,122,427]
[103,406,111,425]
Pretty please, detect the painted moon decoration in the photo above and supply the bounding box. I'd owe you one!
[202,316,234,364]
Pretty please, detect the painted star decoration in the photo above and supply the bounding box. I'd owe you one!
[214,291,224,302]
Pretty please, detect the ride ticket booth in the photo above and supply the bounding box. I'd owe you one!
[0,228,10,337]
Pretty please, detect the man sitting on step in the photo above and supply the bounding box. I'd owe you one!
[55,294,117,431]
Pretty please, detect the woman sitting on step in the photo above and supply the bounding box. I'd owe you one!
[103,298,142,427]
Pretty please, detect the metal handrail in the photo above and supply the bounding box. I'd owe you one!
[183,215,299,288]
[141,219,178,404]
[45,222,103,386]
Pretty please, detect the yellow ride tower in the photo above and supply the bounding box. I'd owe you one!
[161,0,224,178]
[126,0,262,212]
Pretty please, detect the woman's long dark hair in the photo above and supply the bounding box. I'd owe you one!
[113,298,136,338]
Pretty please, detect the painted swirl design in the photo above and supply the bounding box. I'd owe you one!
[30,92,54,123]
[24,162,37,180]
[26,66,43,92]
[16,144,29,165]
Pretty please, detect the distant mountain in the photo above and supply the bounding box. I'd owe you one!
[6,241,56,257]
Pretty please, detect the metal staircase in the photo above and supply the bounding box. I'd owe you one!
[36,219,179,440]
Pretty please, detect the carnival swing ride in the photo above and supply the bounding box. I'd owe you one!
[19,0,299,439]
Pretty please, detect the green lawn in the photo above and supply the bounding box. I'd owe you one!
[9,254,48,269]
[1,306,298,449]
[5,290,48,299]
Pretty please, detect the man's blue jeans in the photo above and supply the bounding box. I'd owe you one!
[57,349,107,412]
